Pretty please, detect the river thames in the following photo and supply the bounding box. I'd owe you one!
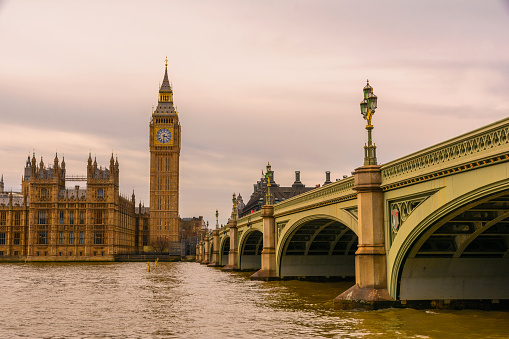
[0,262,508,338]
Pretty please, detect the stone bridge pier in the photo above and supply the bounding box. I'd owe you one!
[251,205,278,280]
[201,236,210,264]
[222,219,239,271]
[207,229,221,267]
[196,242,202,262]
[334,165,391,309]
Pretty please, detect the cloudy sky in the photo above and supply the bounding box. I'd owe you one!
[1,0,508,227]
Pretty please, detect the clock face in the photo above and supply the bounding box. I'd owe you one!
[156,128,172,144]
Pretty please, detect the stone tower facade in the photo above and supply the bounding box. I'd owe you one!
[0,152,137,261]
[149,60,181,253]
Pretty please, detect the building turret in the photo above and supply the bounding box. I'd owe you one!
[39,157,46,179]
[31,152,37,175]
[110,153,115,172]
[23,156,31,181]
[61,156,66,172]
[236,193,245,215]
[114,157,119,185]
[54,153,59,172]
[87,153,93,179]
[0,174,4,193]
[153,57,175,115]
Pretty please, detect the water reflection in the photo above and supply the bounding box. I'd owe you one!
[0,262,507,338]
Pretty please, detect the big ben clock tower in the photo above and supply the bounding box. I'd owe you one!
[149,58,181,253]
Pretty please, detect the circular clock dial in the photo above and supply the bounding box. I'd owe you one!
[156,128,172,144]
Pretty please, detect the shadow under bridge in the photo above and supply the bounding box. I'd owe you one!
[279,218,357,279]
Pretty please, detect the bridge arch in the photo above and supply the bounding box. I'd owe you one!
[391,181,509,301]
[277,214,358,278]
[208,241,213,262]
[220,235,230,266]
[239,229,263,270]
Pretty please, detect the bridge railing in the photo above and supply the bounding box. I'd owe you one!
[237,176,356,227]
[274,176,355,217]
[381,117,509,186]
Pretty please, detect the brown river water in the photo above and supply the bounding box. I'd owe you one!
[0,262,508,338]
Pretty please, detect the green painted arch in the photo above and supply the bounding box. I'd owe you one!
[220,235,230,253]
[238,228,263,270]
[276,213,358,276]
[219,235,230,265]
[208,241,213,261]
[238,228,263,254]
[389,179,509,298]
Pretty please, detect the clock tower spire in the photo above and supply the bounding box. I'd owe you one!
[149,58,181,254]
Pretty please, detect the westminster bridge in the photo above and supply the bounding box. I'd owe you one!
[196,117,509,309]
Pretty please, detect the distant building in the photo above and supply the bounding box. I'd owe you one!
[149,59,181,254]
[0,153,138,260]
[0,62,187,260]
[179,216,206,256]
[239,166,315,218]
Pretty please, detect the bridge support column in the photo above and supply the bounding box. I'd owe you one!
[334,165,392,309]
[207,230,222,267]
[251,205,278,280]
[201,236,210,265]
[196,242,202,262]
[223,220,239,271]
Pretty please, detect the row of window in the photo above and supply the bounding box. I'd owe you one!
[0,212,22,226]
[0,251,105,257]
[1,210,106,226]
[39,188,104,199]
[159,95,172,102]
[0,232,21,245]
[0,251,19,256]
[157,117,173,124]
[36,231,104,245]
[38,210,105,225]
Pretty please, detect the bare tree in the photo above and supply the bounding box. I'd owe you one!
[148,238,168,253]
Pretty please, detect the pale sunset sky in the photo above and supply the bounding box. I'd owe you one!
[1,0,508,227]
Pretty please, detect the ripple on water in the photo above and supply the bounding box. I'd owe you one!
[0,262,508,338]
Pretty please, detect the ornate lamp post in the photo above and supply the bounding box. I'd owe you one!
[231,193,237,221]
[265,162,273,205]
[360,80,378,166]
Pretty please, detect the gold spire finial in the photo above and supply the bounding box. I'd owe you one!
[165,56,168,67]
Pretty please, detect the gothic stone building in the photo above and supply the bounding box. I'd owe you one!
[149,60,181,254]
[0,66,323,261]
[0,63,185,260]
[0,153,139,261]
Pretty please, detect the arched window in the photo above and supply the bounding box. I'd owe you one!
[98,188,103,199]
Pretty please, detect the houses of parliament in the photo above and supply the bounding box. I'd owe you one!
[0,62,192,261]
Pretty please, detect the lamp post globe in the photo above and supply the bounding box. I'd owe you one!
[363,81,372,99]
[368,92,377,110]
[360,99,368,118]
